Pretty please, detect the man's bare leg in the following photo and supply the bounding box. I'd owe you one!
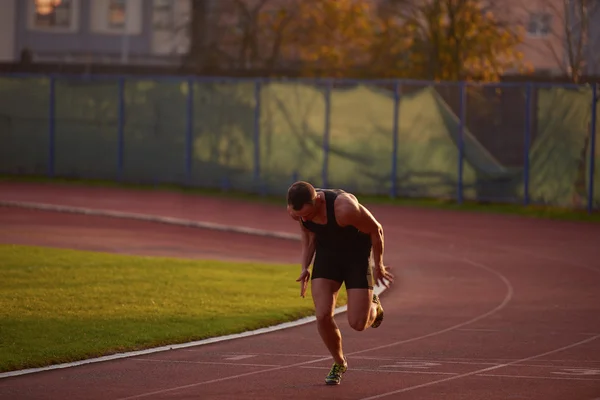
[346,288,379,331]
[311,278,345,365]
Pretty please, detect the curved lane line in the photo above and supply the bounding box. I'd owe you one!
[348,254,514,356]
[0,201,362,380]
[0,201,300,241]
[1,200,513,399]
[113,251,514,400]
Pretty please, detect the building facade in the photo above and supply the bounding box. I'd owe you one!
[503,0,600,76]
[0,0,192,65]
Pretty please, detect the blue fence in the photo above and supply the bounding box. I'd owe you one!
[0,74,598,212]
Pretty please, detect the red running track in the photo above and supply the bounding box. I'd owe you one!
[0,182,599,400]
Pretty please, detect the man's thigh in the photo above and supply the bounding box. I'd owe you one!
[346,286,374,326]
[343,257,374,327]
[311,278,343,318]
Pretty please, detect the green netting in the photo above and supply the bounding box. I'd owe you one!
[256,83,488,198]
[54,78,119,179]
[459,85,525,202]
[190,81,256,190]
[327,84,393,195]
[397,85,476,199]
[122,80,187,184]
[259,82,325,192]
[0,76,50,175]
[0,76,598,209]
[525,87,593,207]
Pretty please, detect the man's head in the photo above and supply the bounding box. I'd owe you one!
[287,181,321,220]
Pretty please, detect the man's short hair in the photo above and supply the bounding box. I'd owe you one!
[287,181,317,211]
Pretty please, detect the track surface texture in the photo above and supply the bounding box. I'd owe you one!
[1,182,599,400]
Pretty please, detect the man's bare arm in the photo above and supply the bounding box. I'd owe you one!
[297,222,316,297]
[300,222,316,271]
[335,195,392,287]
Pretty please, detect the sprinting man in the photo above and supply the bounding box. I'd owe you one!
[286,181,394,385]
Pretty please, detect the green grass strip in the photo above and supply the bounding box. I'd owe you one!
[0,244,338,373]
[1,175,598,223]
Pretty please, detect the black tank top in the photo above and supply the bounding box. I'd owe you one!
[301,189,372,255]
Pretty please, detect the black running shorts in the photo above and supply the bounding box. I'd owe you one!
[311,249,374,290]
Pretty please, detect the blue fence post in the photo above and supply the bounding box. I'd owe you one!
[47,75,56,178]
[523,83,533,206]
[253,79,262,184]
[322,80,332,188]
[390,81,401,198]
[117,77,125,182]
[588,83,598,214]
[457,82,466,204]
[185,78,194,185]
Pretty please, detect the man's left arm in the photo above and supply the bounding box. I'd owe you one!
[335,196,393,287]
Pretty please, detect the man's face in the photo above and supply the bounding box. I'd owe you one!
[288,201,318,221]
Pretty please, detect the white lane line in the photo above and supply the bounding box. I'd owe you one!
[390,356,600,364]
[3,197,598,398]
[0,310,340,379]
[116,355,340,399]
[299,366,458,376]
[359,334,600,400]
[349,255,514,356]
[224,355,257,361]
[190,352,600,365]
[392,226,600,273]
[0,201,302,241]
[363,359,600,370]
[1,199,518,400]
[0,200,385,380]
[114,252,514,400]
[207,352,328,359]
[136,354,598,372]
[133,359,280,368]
[476,373,600,382]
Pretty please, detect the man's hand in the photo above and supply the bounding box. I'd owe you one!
[296,269,311,298]
[373,264,394,288]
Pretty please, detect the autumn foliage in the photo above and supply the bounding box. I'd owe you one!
[394,0,528,81]
[197,0,528,82]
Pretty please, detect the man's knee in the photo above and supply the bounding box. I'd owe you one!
[316,311,335,325]
[348,314,369,331]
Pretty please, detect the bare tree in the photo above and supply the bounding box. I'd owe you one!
[259,4,299,72]
[181,0,301,73]
[232,0,270,69]
[184,0,212,70]
[557,0,593,82]
[528,0,599,82]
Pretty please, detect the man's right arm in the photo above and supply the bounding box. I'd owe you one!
[300,223,316,272]
[297,223,315,297]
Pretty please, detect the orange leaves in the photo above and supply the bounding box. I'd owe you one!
[407,0,526,81]
[289,0,379,75]
[247,0,525,81]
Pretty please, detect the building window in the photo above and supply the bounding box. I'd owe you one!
[527,12,552,36]
[34,0,72,28]
[108,0,126,28]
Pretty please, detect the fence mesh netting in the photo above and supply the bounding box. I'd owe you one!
[0,77,598,208]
